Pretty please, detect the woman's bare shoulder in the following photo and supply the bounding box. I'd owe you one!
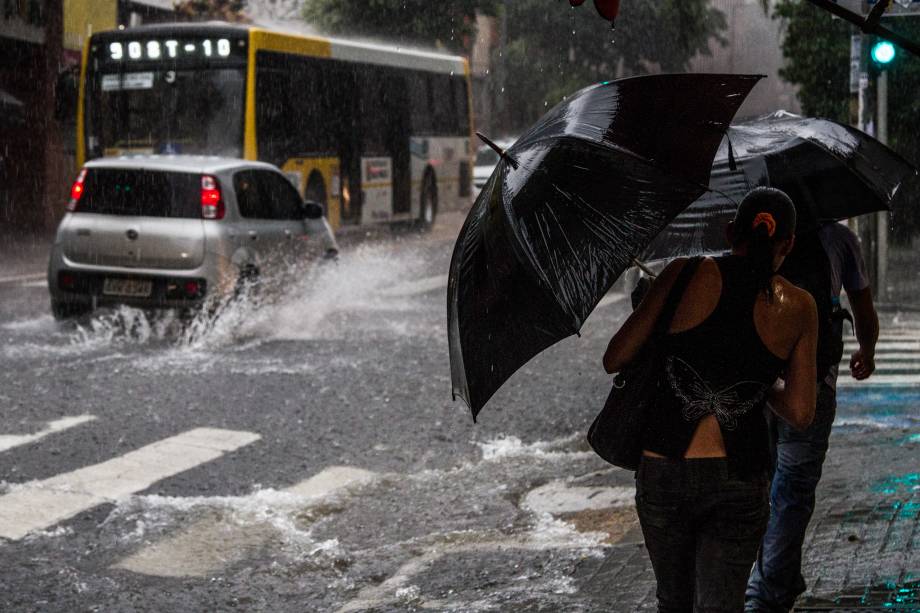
[772,275,818,319]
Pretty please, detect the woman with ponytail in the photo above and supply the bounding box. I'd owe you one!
[603,187,817,612]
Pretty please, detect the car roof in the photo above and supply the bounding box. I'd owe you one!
[83,155,278,174]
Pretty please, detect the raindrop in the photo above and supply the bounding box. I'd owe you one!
[485,69,490,75]
[544,101,548,107]
[572,30,576,35]
[450,71,454,76]
[500,87,505,93]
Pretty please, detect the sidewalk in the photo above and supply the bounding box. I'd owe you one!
[574,424,919,611]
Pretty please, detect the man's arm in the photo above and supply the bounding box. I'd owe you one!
[847,286,879,380]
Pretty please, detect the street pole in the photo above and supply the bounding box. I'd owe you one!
[877,68,889,301]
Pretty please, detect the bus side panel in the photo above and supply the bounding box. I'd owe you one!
[407,71,474,218]
[409,136,470,216]
[280,157,341,230]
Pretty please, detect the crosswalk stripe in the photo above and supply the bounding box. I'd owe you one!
[840,328,920,384]
[112,465,376,577]
[0,428,260,541]
[0,415,96,453]
[838,374,920,387]
[0,272,44,285]
[596,292,627,309]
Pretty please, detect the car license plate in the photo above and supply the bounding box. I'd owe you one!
[103,278,152,297]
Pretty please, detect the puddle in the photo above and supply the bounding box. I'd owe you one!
[1,243,437,365]
[798,579,919,610]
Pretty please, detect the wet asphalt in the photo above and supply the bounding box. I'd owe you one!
[0,213,633,611]
[0,213,917,612]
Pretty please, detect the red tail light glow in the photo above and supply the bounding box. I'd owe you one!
[67,168,88,212]
[200,175,224,220]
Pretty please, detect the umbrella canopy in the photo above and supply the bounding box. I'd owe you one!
[448,73,762,418]
[643,111,919,260]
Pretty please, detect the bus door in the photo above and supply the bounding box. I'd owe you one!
[385,72,412,216]
[355,65,406,224]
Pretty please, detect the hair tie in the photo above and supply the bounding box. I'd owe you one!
[752,212,776,238]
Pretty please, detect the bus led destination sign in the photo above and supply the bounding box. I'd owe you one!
[104,38,244,62]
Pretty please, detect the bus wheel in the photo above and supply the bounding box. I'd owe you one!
[418,172,438,231]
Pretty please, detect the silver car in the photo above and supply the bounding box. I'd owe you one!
[48,155,338,319]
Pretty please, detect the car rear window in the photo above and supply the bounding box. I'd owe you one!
[78,168,200,218]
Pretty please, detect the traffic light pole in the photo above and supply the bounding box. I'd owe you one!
[877,68,889,301]
[805,0,920,58]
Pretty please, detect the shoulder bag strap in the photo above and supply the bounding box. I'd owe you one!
[652,256,703,337]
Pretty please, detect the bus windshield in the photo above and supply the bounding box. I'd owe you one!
[86,67,245,159]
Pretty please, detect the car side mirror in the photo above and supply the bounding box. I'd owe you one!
[301,199,324,220]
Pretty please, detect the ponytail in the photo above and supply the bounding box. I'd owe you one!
[746,221,777,300]
[731,187,797,301]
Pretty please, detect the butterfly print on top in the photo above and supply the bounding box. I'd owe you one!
[665,356,769,431]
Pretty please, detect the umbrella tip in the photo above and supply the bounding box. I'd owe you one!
[476,131,519,170]
[726,136,738,172]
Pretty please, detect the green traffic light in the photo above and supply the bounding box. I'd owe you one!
[872,40,896,65]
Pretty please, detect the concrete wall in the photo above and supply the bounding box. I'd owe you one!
[691,0,801,119]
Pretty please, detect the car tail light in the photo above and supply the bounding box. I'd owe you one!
[59,271,75,289]
[184,280,200,297]
[200,175,224,220]
[67,168,87,212]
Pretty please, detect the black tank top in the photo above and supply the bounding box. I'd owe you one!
[642,255,787,475]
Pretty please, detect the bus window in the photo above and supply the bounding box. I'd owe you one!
[87,68,244,158]
[452,75,471,133]
[257,170,303,220]
[255,63,295,166]
[431,73,458,135]
[408,72,434,136]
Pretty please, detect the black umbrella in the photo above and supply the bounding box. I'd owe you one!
[448,73,762,418]
[643,111,919,260]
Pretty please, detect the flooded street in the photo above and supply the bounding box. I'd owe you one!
[0,213,916,611]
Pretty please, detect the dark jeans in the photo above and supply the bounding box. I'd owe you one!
[636,456,770,613]
[745,383,837,612]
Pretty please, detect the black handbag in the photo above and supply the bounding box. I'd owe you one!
[587,257,702,470]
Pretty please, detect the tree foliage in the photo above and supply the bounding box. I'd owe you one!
[774,1,920,238]
[300,1,725,132]
[175,0,247,22]
[302,0,496,53]
[773,0,851,122]
[497,0,727,132]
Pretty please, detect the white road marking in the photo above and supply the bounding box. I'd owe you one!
[522,481,635,515]
[0,272,45,285]
[336,521,604,613]
[20,280,48,289]
[839,328,920,385]
[838,374,920,387]
[595,292,628,309]
[0,415,96,453]
[113,465,377,577]
[0,428,260,541]
[378,274,448,297]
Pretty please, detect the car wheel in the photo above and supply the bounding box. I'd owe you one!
[51,298,92,321]
[418,172,438,231]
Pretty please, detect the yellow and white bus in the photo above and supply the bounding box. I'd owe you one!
[77,22,474,229]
